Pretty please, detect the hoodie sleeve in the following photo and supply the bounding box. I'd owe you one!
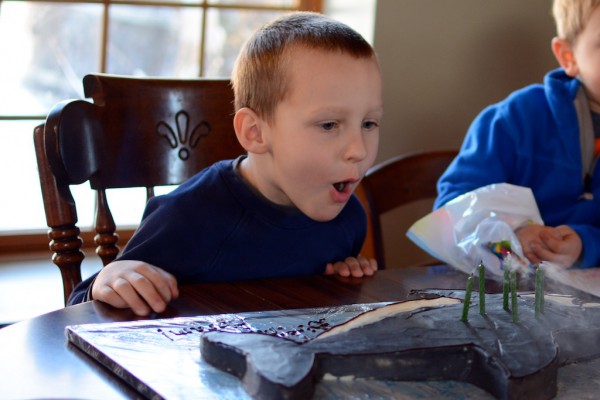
[434,103,517,209]
[570,224,600,268]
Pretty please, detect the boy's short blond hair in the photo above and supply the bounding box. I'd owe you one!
[553,0,600,43]
[231,12,377,123]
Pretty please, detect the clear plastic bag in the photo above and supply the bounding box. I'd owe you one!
[407,183,543,276]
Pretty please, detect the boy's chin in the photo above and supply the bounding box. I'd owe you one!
[303,205,345,222]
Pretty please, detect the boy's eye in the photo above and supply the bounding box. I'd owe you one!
[321,122,337,131]
[362,120,379,130]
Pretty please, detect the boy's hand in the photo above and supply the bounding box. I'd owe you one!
[516,224,582,268]
[91,260,179,316]
[324,256,378,277]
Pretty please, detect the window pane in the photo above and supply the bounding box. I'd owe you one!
[127,0,201,3]
[209,0,295,6]
[0,120,46,230]
[0,120,99,232]
[106,5,202,77]
[104,188,146,228]
[324,0,376,44]
[0,2,102,116]
[0,120,152,231]
[104,186,176,228]
[203,8,285,77]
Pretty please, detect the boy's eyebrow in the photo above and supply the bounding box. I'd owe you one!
[308,105,384,117]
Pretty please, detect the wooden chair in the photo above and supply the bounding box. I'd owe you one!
[34,73,243,305]
[356,149,458,269]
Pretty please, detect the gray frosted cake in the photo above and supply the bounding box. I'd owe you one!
[201,290,600,399]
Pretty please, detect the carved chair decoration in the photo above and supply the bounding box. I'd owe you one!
[34,74,243,304]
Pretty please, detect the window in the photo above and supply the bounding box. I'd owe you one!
[0,0,376,254]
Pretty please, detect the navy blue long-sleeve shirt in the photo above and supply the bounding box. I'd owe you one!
[68,156,366,305]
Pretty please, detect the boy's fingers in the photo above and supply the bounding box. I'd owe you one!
[330,261,351,277]
[530,242,574,269]
[357,257,375,276]
[343,257,364,277]
[539,227,577,253]
[131,265,179,309]
[325,258,378,278]
[362,257,378,273]
[94,284,129,309]
[337,263,351,277]
[111,275,153,316]
[134,278,172,314]
[147,267,179,302]
[324,263,335,275]
[538,234,563,253]
[524,252,542,265]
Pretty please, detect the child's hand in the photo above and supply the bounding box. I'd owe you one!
[91,260,179,316]
[324,256,378,278]
[516,224,582,268]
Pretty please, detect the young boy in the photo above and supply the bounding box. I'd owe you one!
[435,0,600,270]
[68,12,383,316]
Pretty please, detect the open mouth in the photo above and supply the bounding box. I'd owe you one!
[333,181,349,193]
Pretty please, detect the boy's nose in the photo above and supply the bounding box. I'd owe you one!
[344,131,368,162]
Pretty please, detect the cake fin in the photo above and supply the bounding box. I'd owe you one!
[201,331,315,400]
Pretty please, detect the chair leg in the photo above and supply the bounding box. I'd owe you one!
[94,190,119,266]
[49,225,84,305]
[35,124,85,305]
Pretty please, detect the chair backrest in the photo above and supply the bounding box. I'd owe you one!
[34,73,243,304]
[356,149,458,269]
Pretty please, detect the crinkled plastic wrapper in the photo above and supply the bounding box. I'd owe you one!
[407,183,543,277]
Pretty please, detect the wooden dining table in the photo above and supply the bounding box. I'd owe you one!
[0,264,598,399]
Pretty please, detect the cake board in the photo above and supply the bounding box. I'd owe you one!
[66,293,600,399]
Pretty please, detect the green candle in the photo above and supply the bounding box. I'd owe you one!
[535,265,545,317]
[479,262,485,315]
[461,275,473,322]
[510,270,518,323]
[502,268,510,311]
[540,267,545,312]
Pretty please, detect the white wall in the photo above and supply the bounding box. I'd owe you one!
[373,0,557,161]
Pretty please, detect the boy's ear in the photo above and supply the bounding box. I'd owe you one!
[233,107,269,154]
[552,37,578,77]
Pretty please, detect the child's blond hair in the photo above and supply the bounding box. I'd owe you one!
[553,0,600,43]
[231,12,377,123]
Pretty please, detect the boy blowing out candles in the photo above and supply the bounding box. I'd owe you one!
[68,12,383,316]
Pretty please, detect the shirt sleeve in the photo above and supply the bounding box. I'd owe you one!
[570,224,600,268]
[435,104,518,209]
[66,273,98,305]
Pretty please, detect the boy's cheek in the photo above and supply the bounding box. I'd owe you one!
[366,137,380,167]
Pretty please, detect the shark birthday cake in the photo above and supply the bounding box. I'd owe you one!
[201,289,600,400]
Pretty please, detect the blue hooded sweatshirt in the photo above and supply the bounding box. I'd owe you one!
[435,68,600,268]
